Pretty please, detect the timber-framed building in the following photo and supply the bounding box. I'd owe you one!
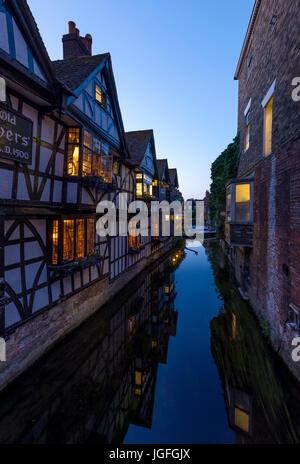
[0,0,180,391]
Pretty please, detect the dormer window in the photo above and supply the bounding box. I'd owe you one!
[95,84,107,111]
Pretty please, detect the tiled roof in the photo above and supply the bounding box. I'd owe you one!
[52,54,109,90]
[125,130,153,165]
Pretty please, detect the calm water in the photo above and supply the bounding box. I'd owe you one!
[0,241,300,444]
[125,243,234,444]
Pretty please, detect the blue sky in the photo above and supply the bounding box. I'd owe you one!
[28,0,254,199]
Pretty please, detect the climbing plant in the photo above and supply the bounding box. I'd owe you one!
[209,133,240,238]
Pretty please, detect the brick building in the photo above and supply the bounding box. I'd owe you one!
[225,0,300,380]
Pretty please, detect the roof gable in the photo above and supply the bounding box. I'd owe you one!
[125,129,158,177]
[157,159,170,183]
[53,54,128,152]
[169,168,179,188]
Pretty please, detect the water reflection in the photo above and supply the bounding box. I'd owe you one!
[1,241,300,444]
[207,241,300,444]
[0,249,185,444]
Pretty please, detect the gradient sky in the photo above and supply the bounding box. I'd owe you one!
[28,0,254,199]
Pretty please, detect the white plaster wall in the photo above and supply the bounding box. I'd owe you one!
[0,169,13,198]
[67,183,77,203]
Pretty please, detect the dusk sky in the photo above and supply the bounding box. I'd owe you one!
[28,0,254,200]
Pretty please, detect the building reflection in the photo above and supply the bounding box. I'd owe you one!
[208,241,300,444]
[0,250,185,444]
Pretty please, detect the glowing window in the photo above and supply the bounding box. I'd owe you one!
[264,96,273,155]
[234,406,250,433]
[66,128,80,176]
[235,184,250,222]
[95,84,107,110]
[76,219,85,258]
[52,220,59,264]
[87,218,95,254]
[136,182,143,198]
[135,371,142,385]
[63,220,74,261]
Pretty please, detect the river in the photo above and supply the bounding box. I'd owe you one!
[0,241,299,444]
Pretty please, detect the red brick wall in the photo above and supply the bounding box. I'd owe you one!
[233,0,300,381]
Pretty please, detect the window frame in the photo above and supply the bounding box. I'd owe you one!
[65,127,113,181]
[49,217,96,265]
[226,179,254,224]
[261,79,276,157]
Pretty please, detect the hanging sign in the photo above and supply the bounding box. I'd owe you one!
[0,103,33,164]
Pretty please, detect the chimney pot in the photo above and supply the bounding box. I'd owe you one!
[75,28,79,36]
[68,21,76,34]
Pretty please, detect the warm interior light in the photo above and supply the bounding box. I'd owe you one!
[264,96,273,155]
[234,406,250,433]
[236,184,250,203]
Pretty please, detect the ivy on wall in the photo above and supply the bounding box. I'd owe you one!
[209,134,240,237]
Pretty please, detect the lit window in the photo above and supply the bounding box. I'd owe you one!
[95,84,107,110]
[135,371,142,385]
[66,128,80,176]
[153,179,158,187]
[87,218,95,254]
[63,220,74,261]
[165,285,169,294]
[51,218,95,264]
[136,173,143,180]
[234,405,250,433]
[136,182,143,198]
[52,220,59,264]
[76,219,85,258]
[235,184,250,222]
[82,130,112,181]
[264,96,273,155]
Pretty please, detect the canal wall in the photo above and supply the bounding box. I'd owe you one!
[0,241,173,393]
[222,236,300,385]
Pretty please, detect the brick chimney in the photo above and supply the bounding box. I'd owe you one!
[62,21,92,59]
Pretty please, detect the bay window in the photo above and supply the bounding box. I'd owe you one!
[135,172,153,198]
[66,128,113,182]
[225,178,254,247]
[235,183,251,222]
[50,218,95,265]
